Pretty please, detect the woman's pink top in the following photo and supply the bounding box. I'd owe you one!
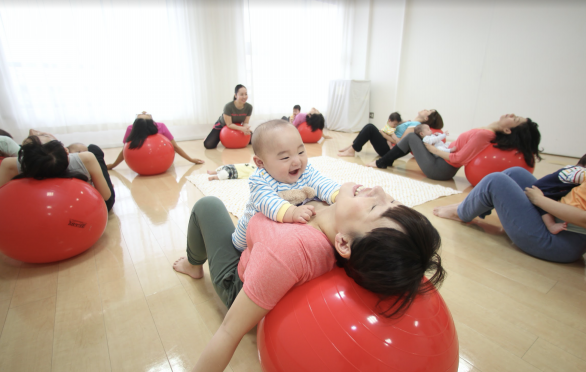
[447,128,496,168]
[122,122,174,144]
[238,213,336,310]
[292,113,308,128]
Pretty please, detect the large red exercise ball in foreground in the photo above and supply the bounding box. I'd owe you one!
[297,122,323,143]
[0,178,108,263]
[465,146,534,187]
[220,124,251,149]
[123,134,175,176]
[258,267,459,372]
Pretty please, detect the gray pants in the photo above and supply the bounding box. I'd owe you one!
[186,196,243,308]
[397,133,459,181]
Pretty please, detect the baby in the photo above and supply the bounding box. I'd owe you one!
[207,163,257,180]
[232,119,340,251]
[532,154,586,234]
[414,124,455,153]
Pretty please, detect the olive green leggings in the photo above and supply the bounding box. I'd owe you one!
[186,196,243,308]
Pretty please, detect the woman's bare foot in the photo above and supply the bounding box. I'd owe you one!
[337,147,356,157]
[365,160,379,168]
[338,144,351,152]
[173,257,204,279]
[208,175,219,181]
[433,203,463,222]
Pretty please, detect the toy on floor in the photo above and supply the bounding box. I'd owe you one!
[297,122,322,143]
[0,178,108,263]
[257,267,459,372]
[123,133,175,176]
[220,124,251,149]
[465,146,534,186]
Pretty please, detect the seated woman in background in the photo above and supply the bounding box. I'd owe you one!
[370,113,541,181]
[107,111,204,169]
[292,107,326,132]
[0,136,115,211]
[204,84,253,149]
[433,166,586,263]
[338,109,443,157]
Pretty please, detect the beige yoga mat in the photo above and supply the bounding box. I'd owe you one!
[187,156,461,218]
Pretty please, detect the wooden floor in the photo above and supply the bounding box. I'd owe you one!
[0,130,585,372]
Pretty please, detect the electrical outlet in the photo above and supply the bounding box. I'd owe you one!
[369,112,374,119]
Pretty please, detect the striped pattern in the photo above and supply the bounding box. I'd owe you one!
[559,166,585,184]
[231,163,339,251]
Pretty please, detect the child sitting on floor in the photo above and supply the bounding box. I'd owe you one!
[532,154,586,234]
[232,119,340,251]
[414,124,455,153]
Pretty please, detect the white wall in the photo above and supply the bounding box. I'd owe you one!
[365,0,406,127]
[394,0,586,157]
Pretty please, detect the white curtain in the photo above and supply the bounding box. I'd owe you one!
[326,80,370,132]
[243,0,360,125]
[0,0,361,146]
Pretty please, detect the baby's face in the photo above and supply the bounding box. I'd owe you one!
[420,125,432,137]
[293,109,300,115]
[258,125,308,184]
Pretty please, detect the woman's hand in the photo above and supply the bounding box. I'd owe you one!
[242,125,252,135]
[524,186,545,205]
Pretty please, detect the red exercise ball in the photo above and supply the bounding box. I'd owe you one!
[297,122,323,143]
[465,146,534,187]
[0,178,108,263]
[258,267,459,372]
[123,134,175,176]
[220,124,251,149]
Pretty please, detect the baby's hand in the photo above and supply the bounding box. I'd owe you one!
[292,205,316,224]
[444,130,450,137]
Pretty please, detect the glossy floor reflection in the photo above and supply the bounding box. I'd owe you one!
[0,130,584,372]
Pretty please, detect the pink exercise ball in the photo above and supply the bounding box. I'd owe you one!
[123,134,175,176]
[465,146,534,187]
[220,125,250,149]
[297,122,322,143]
[258,267,459,372]
[0,178,107,263]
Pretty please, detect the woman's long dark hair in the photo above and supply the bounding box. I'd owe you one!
[233,84,246,101]
[336,205,445,318]
[12,137,88,182]
[126,118,158,149]
[306,113,325,132]
[423,110,443,129]
[491,118,541,167]
[0,129,12,138]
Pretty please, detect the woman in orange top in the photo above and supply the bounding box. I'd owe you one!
[434,166,586,263]
[370,114,541,181]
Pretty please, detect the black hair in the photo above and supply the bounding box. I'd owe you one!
[0,129,12,138]
[335,205,445,318]
[414,124,427,138]
[577,154,586,167]
[306,113,325,132]
[126,118,158,149]
[388,112,402,122]
[233,84,246,101]
[12,137,88,182]
[490,118,541,168]
[293,105,301,111]
[423,110,443,130]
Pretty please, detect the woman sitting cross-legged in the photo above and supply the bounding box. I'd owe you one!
[338,109,443,158]
[434,167,586,263]
[172,182,445,372]
[368,113,541,181]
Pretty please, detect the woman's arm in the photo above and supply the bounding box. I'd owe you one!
[171,140,204,164]
[0,158,19,187]
[525,186,586,228]
[379,131,394,142]
[224,115,251,135]
[193,290,268,372]
[106,150,124,170]
[79,152,112,201]
[402,127,416,136]
[424,143,451,161]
